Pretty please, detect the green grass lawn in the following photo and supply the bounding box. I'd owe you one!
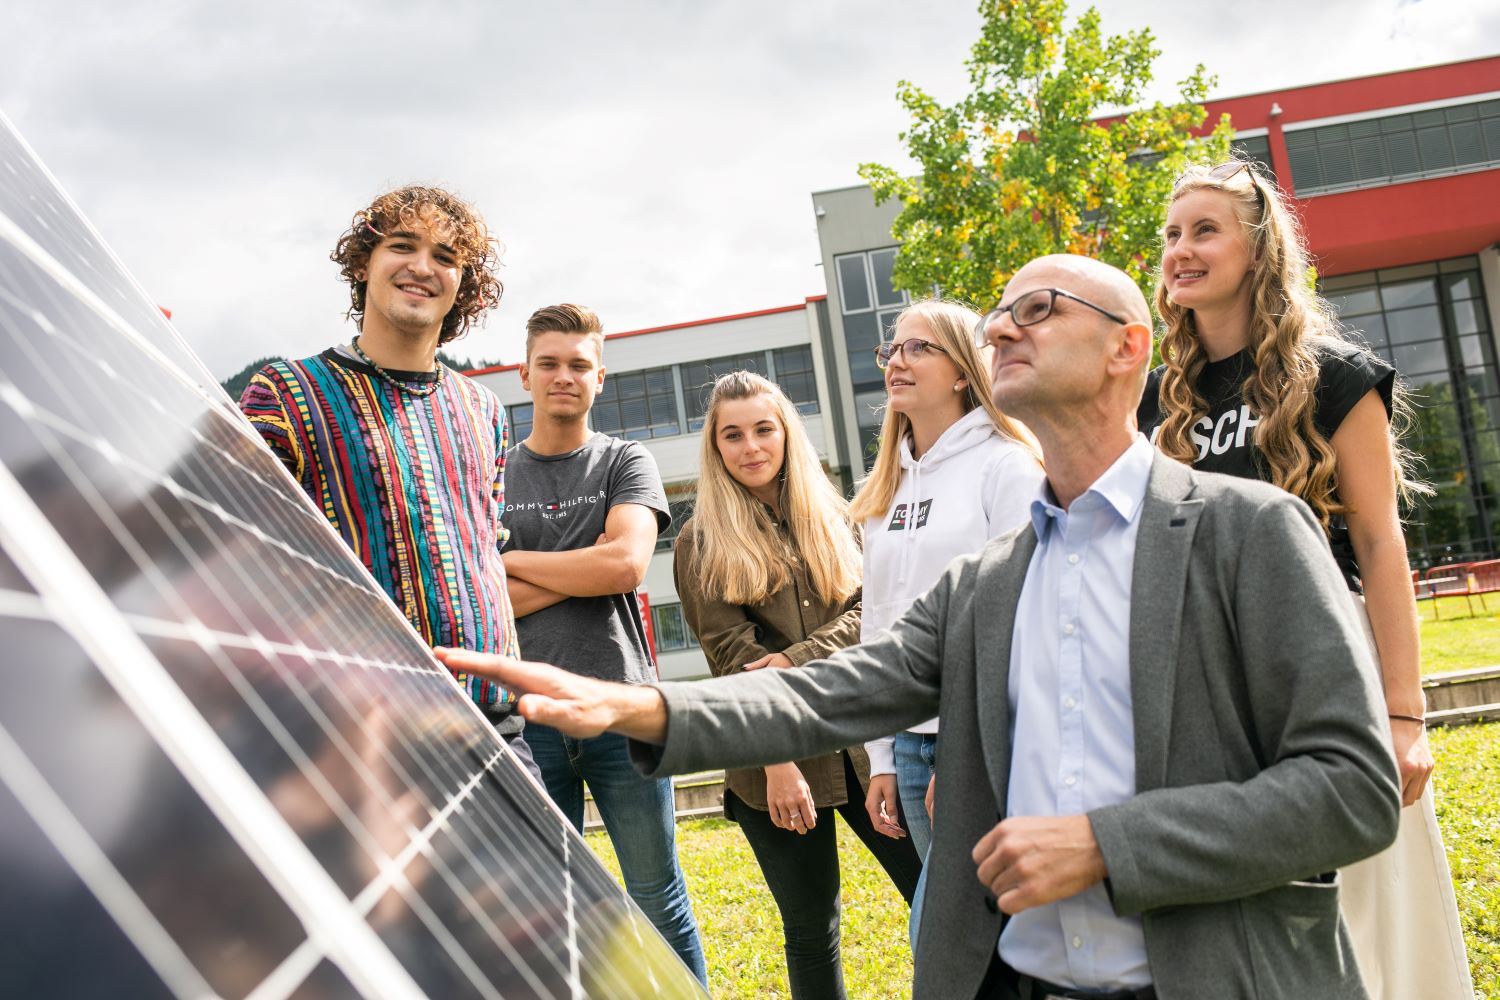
[587,610,1499,998]
[588,816,915,998]
[1420,594,1500,674]
[1431,722,1499,998]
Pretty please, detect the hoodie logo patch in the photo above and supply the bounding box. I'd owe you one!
[888,499,933,531]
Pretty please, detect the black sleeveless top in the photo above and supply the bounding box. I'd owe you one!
[1138,338,1395,593]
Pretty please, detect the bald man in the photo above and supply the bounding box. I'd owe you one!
[442,255,1399,1000]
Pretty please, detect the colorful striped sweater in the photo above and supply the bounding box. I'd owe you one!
[239,348,517,710]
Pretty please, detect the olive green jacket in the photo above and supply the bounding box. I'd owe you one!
[672,520,868,810]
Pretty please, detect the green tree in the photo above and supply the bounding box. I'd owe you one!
[859,0,1235,307]
[220,356,278,401]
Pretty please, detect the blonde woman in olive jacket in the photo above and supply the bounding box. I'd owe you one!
[674,371,921,1000]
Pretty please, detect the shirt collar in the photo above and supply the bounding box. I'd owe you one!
[1029,434,1155,539]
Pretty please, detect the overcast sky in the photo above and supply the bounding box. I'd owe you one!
[4,0,1498,379]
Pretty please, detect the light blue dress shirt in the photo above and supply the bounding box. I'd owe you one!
[999,434,1156,990]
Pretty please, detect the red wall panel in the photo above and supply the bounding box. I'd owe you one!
[1195,55,1500,274]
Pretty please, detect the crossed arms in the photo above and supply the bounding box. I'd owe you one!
[503,502,659,616]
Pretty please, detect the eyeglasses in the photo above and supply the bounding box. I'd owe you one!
[974,288,1128,345]
[875,338,952,369]
[1178,160,1251,188]
[1177,160,1265,209]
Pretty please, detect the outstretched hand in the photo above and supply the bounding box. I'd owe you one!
[434,647,668,743]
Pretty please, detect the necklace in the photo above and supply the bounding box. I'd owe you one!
[350,338,445,398]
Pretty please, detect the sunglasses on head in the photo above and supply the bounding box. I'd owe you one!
[1177,160,1266,208]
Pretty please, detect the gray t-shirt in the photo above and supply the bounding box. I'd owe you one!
[502,433,669,684]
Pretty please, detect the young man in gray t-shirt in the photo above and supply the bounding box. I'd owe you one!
[501,304,705,985]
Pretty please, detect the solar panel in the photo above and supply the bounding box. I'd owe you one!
[0,111,707,1000]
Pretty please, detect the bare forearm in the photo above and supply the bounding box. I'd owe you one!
[1358,539,1425,715]
[1333,393,1424,716]
[504,546,644,597]
[507,577,568,618]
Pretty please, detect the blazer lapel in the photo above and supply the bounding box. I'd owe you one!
[1128,454,1203,791]
[974,528,1037,810]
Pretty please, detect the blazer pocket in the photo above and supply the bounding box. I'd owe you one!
[1241,875,1361,999]
[1251,873,1341,914]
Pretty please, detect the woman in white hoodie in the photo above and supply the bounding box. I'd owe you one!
[851,299,1044,862]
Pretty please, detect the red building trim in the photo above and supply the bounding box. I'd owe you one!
[464,300,817,376]
[1199,55,1500,136]
[464,361,522,375]
[1197,55,1500,277]
[1299,170,1500,277]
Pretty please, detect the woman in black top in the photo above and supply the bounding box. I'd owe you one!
[1140,161,1470,999]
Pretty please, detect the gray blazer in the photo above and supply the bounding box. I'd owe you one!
[635,453,1400,1000]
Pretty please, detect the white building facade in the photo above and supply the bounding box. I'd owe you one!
[468,298,853,681]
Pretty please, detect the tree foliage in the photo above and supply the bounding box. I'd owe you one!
[219,356,278,401]
[859,0,1234,307]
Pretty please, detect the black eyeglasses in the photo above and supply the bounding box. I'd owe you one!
[875,338,952,369]
[974,288,1127,344]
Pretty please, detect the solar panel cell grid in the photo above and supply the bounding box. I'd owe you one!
[0,616,307,998]
[0,110,707,999]
[0,777,177,1000]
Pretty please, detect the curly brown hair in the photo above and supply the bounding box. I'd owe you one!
[331,185,502,345]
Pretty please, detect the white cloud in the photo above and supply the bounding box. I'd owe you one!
[2,1,1495,377]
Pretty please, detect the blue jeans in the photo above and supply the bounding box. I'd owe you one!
[894,731,938,861]
[525,723,708,985]
[895,730,938,952]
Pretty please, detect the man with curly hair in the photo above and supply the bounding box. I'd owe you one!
[238,185,540,783]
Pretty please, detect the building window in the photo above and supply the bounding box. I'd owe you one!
[652,603,699,652]
[836,255,873,312]
[1230,134,1277,187]
[869,248,907,309]
[1323,257,1499,564]
[835,248,909,470]
[542,349,824,442]
[592,365,681,440]
[656,497,696,552]
[1285,97,1500,196]
[684,352,771,431]
[774,345,820,415]
[508,403,533,443]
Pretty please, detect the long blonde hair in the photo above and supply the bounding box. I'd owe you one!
[1154,163,1425,526]
[687,371,862,606]
[848,299,1042,523]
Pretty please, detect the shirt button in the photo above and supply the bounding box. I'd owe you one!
[1063,622,1076,636]
[802,599,810,607]
[1063,696,1077,710]
[1064,774,1077,787]
[1072,936,1083,949]
[1067,553,1080,565]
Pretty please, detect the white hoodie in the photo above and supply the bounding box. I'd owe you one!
[861,407,1044,776]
